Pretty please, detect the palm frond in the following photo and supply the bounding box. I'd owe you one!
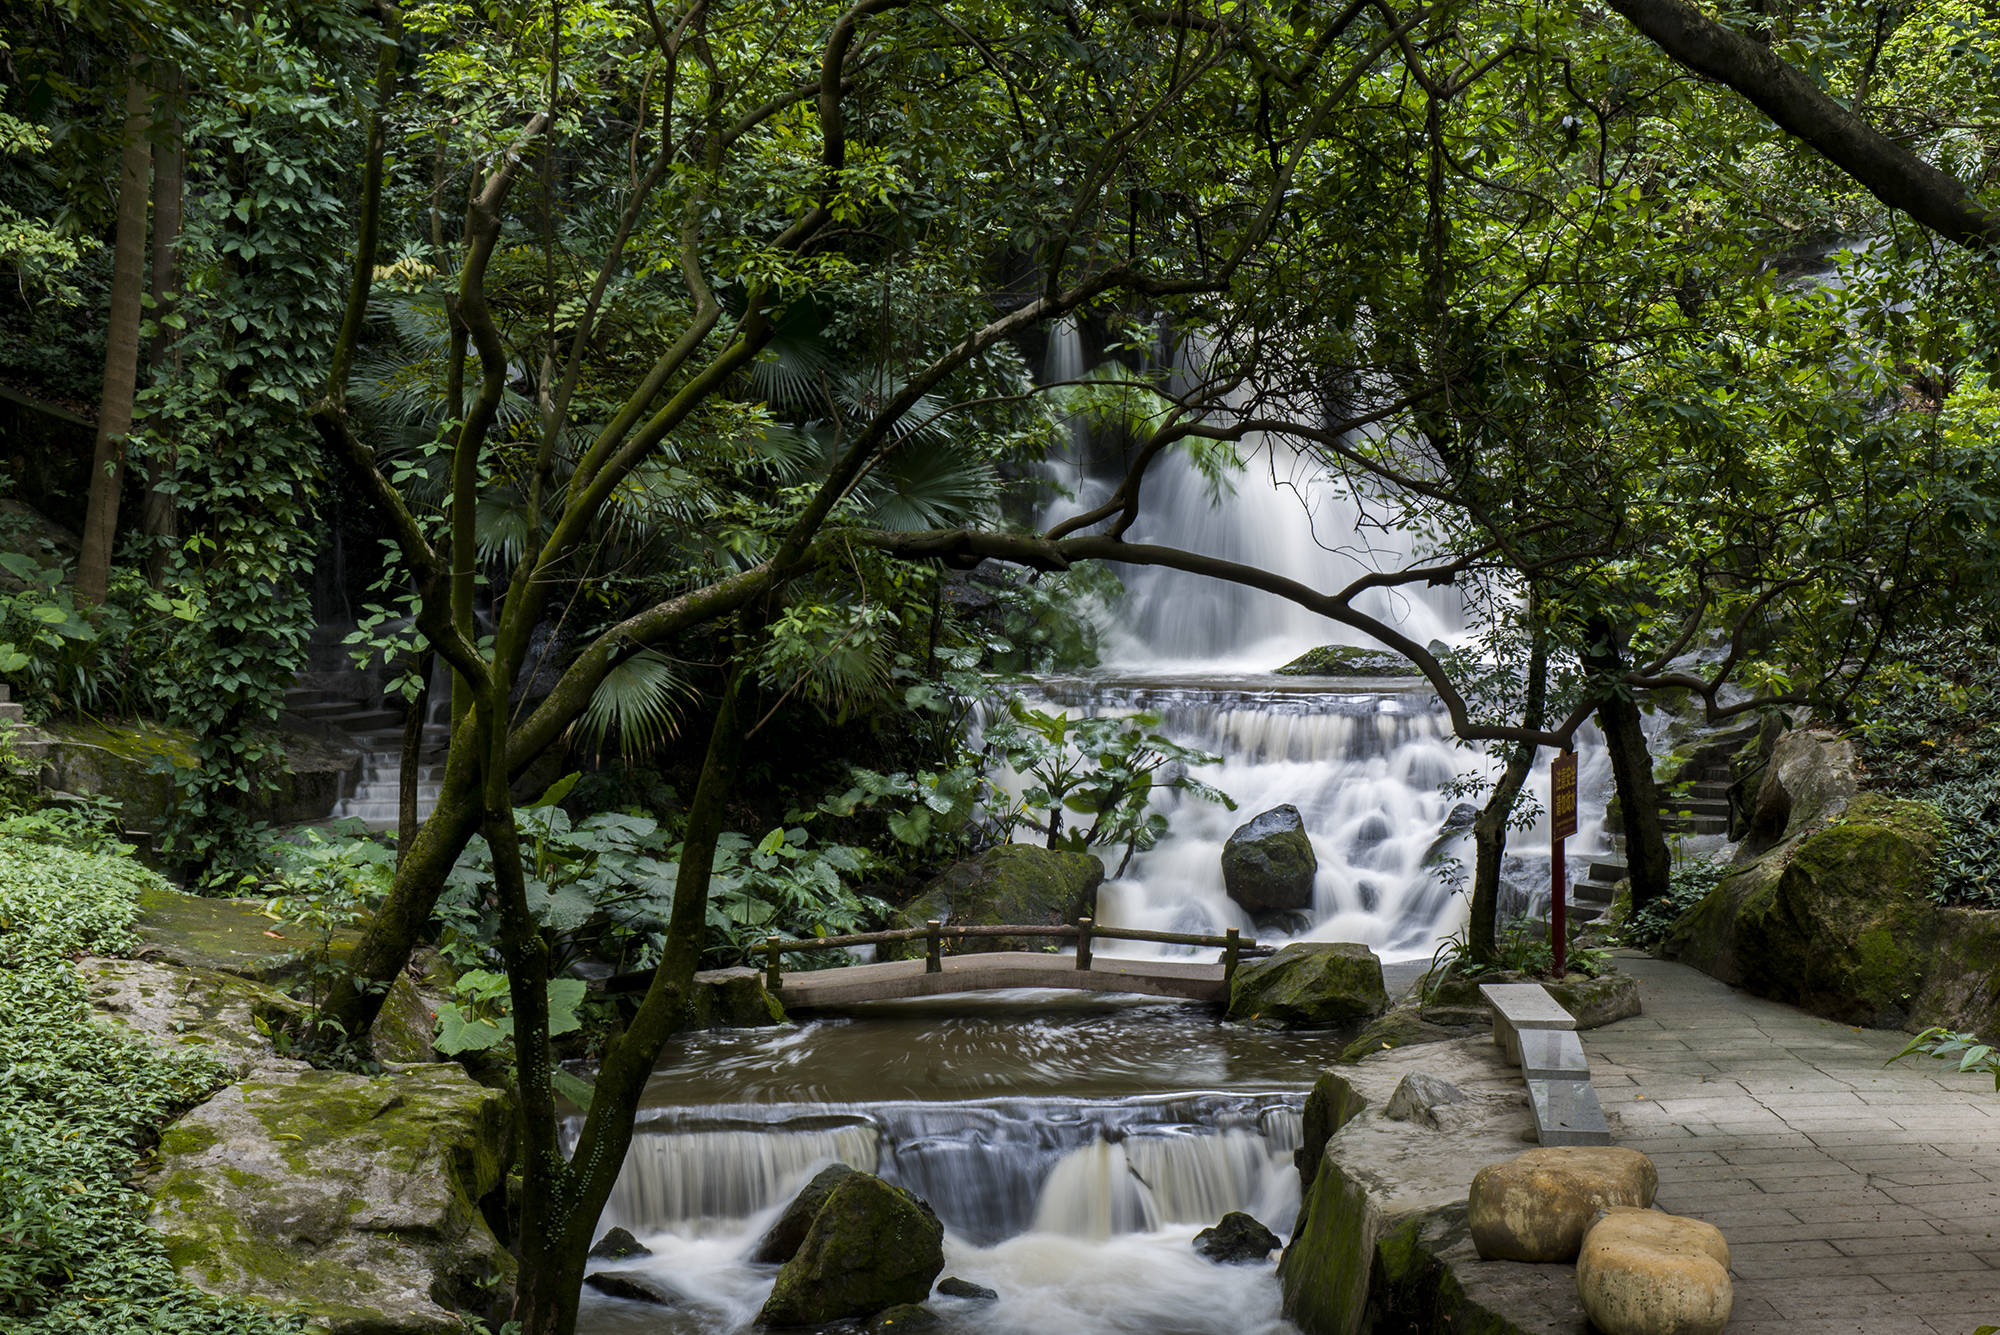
[861,441,997,530]
[574,649,694,760]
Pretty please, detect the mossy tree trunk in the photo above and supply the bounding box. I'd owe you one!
[497,652,754,1335]
[1469,619,1548,967]
[1584,617,1669,912]
[77,59,152,605]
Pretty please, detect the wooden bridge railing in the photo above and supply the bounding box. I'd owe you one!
[758,917,1275,991]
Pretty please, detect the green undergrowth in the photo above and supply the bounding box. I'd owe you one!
[1853,627,2000,908]
[0,832,304,1334]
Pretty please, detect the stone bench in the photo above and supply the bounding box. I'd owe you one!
[1478,982,1576,1065]
[1480,982,1611,1146]
[1518,1027,1590,1082]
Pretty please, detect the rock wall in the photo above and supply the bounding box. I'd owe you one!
[1667,738,2000,1035]
[1277,1039,1580,1335]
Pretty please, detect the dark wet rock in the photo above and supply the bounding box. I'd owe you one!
[758,1172,945,1327]
[752,1163,862,1264]
[588,1227,652,1260]
[1226,941,1388,1028]
[584,1270,680,1305]
[936,1276,998,1301]
[868,1303,942,1332]
[1193,1211,1282,1263]
[1221,805,1317,914]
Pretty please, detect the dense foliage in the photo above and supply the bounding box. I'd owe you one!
[1854,628,2000,907]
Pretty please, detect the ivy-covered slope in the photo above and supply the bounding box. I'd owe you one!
[0,834,302,1335]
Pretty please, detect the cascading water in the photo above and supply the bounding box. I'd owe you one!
[1030,321,1611,960]
[579,329,1618,1335]
[579,1000,1318,1335]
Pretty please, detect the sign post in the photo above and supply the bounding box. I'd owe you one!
[1550,750,1578,977]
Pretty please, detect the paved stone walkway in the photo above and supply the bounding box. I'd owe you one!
[1582,954,2000,1335]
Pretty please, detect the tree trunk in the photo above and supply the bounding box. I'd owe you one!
[1584,619,1670,912]
[77,62,152,606]
[507,654,756,1335]
[1468,619,1548,967]
[398,650,437,868]
[315,738,485,1045]
[141,67,184,588]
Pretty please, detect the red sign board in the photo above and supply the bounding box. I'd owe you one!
[1551,751,1578,841]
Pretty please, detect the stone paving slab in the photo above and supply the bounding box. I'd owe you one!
[1580,955,2000,1335]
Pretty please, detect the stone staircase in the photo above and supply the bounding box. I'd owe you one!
[283,682,448,832]
[1570,723,1757,924]
[0,682,22,730]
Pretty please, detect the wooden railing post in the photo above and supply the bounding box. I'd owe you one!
[926,919,943,974]
[1224,927,1241,984]
[1076,916,1093,971]
[765,935,782,991]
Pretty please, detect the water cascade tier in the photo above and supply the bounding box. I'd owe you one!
[579,999,1322,1335]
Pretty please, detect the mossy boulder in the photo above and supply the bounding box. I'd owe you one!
[1667,794,1944,1027]
[1337,1003,1475,1065]
[34,719,199,834]
[1418,968,1639,1031]
[80,957,305,1079]
[132,884,361,985]
[1221,805,1318,914]
[890,844,1103,955]
[1226,942,1387,1028]
[752,1163,861,1264]
[146,1065,514,1334]
[685,967,787,1029]
[1274,645,1421,678]
[31,719,360,833]
[757,1172,945,1328]
[1295,1072,1368,1190]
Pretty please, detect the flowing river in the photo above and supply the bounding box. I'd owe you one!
[576,327,1611,1333]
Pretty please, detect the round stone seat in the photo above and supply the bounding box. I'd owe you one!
[1467,1145,1658,1262]
[1575,1205,1732,1335]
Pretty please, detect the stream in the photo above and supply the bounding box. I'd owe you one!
[576,328,1610,1333]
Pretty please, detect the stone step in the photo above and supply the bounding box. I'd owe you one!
[1689,781,1731,801]
[1661,815,1730,836]
[1662,798,1730,819]
[1572,879,1619,906]
[1528,1077,1611,1146]
[0,700,23,725]
[1568,903,1604,925]
[0,682,10,702]
[313,708,405,731]
[1588,860,1628,883]
[1519,1028,1591,1082]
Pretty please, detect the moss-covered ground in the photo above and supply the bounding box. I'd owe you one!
[0,832,304,1335]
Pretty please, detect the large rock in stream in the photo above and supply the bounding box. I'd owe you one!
[1225,941,1387,1028]
[758,1171,945,1327]
[890,844,1103,953]
[146,1064,514,1333]
[1221,805,1317,914]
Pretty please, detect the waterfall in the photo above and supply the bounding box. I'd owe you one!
[598,1120,881,1236]
[594,1095,1299,1247]
[1028,324,1612,961]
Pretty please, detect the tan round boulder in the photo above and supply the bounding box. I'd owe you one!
[1576,1206,1731,1335]
[1467,1146,1658,1262]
